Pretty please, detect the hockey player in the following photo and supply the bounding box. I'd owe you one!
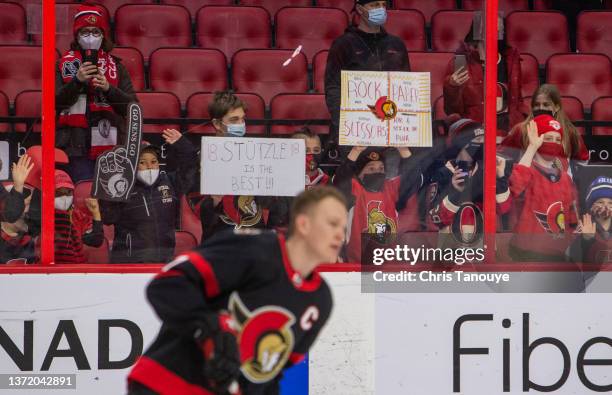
[127,186,347,395]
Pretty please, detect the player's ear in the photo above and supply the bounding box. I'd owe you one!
[294,213,311,236]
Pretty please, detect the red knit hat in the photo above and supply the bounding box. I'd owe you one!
[533,114,563,138]
[55,170,75,191]
[73,4,110,37]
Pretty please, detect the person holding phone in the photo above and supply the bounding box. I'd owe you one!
[56,3,137,182]
[443,12,527,140]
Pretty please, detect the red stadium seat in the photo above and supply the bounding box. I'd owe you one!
[196,6,271,61]
[270,93,330,135]
[394,0,456,25]
[83,237,110,264]
[0,91,8,133]
[431,10,475,52]
[180,195,202,243]
[519,53,540,98]
[592,96,612,136]
[111,47,145,91]
[533,0,552,10]
[408,51,454,101]
[89,0,154,18]
[33,3,84,52]
[175,230,198,255]
[239,0,311,17]
[506,11,569,65]
[232,49,308,105]
[186,92,266,135]
[73,180,93,211]
[276,7,348,63]
[14,90,41,133]
[462,0,528,16]
[161,0,234,20]
[136,92,181,134]
[386,10,427,51]
[316,0,354,14]
[0,46,41,104]
[115,5,191,62]
[577,11,612,61]
[0,3,27,45]
[149,48,228,106]
[546,53,612,110]
[312,50,328,93]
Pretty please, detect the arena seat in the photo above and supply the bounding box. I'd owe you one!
[393,0,456,25]
[115,4,191,62]
[32,3,83,51]
[462,0,528,16]
[196,6,271,62]
[408,51,454,102]
[83,237,110,264]
[431,10,475,52]
[180,195,202,243]
[270,93,330,135]
[0,91,8,133]
[186,92,266,135]
[312,50,328,93]
[0,46,42,104]
[275,7,348,63]
[239,0,311,17]
[0,3,27,45]
[546,53,612,111]
[560,96,585,135]
[591,96,612,136]
[519,52,540,98]
[136,92,181,134]
[111,47,145,91]
[386,10,427,51]
[533,0,552,9]
[149,48,228,106]
[506,11,569,65]
[232,49,308,105]
[89,0,154,18]
[316,0,354,14]
[14,90,41,133]
[577,11,612,61]
[175,230,198,255]
[161,0,234,20]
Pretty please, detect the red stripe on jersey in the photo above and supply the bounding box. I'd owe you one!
[289,352,305,365]
[154,269,183,280]
[277,234,322,292]
[128,356,214,395]
[186,251,221,298]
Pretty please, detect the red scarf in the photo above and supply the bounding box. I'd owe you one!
[58,49,120,158]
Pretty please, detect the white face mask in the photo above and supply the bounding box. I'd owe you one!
[137,169,160,186]
[78,35,103,50]
[55,196,73,211]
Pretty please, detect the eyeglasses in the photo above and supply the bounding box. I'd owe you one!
[79,29,103,37]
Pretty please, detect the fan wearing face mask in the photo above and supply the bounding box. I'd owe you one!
[508,114,579,262]
[100,130,198,263]
[333,145,422,263]
[429,119,512,248]
[53,170,104,264]
[200,92,285,242]
[56,3,137,182]
[324,0,410,154]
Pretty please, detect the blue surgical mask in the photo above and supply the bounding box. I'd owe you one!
[225,122,246,137]
[367,7,387,26]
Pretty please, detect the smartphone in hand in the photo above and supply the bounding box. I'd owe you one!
[82,49,99,72]
[454,54,467,72]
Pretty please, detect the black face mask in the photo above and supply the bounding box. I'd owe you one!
[532,109,555,118]
[362,173,386,191]
[464,143,483,162]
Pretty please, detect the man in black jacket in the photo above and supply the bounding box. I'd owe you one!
[324,0,410,153]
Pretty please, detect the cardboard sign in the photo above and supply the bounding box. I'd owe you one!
[200,137,305,197]
[92,103,142,201]
[0,141,9,181]
[339,70,432,147]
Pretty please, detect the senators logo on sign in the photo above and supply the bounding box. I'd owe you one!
[368,96,398,121]
[229,293,295,384]
[535,201,565,236]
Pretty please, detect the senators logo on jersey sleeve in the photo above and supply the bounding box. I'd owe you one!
[534,201,565,236]
[229,293,296,384]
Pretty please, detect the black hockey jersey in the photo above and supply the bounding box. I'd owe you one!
[128,230,333,395]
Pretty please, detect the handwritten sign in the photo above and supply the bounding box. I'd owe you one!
[201,137,305,196]
[339,70,432,147]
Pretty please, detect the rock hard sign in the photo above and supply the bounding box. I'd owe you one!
[200,137,305,197]
[339,70,432,147]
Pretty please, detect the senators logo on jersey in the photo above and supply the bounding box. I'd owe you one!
[229,293,295,384]
[534,201,565,236]
[366,200,397,243]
